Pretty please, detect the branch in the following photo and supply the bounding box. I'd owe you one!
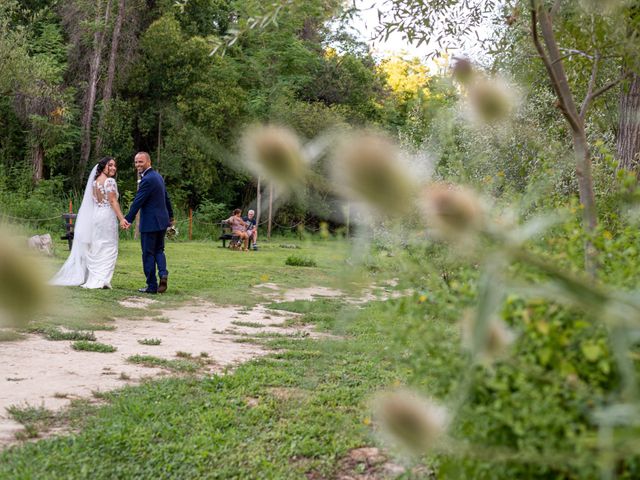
[530,4,582,132]
[556,48,594,61]
[535,4,583,132]
[581,74,628,118]
[580,51,599,119]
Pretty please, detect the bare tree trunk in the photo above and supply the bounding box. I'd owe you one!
[532,3,599,275]
[617,73,640,173]
[32,143,44,183]
[79,0,112,181]
[95,0,126,158]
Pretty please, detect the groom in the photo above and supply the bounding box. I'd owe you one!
[123,152,174,294]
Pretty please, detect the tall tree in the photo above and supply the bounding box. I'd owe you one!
[616,4,640,174]
[94,0,126,158]
[77,0,112,181]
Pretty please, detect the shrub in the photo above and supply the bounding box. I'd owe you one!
[285,255,316,267]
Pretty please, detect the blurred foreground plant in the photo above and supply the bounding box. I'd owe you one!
[0,226,48,327]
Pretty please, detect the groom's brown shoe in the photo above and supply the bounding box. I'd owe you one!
[158,276,168,294]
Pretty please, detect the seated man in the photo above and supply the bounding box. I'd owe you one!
[223,209,249,251]
[243,209,258,249]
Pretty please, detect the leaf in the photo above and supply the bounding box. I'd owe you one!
[581,342,602,362]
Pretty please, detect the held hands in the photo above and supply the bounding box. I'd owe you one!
[120,219,131,230]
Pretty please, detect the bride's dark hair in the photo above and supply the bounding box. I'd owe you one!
[95,157,115,179]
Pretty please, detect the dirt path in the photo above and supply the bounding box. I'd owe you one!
[0,285,344,446]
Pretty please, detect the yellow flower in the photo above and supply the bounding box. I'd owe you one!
[418,294,427,303]
[259,274,269,282]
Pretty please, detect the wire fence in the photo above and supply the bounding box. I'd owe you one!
[0,209,343,241]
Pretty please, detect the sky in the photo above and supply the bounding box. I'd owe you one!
[345,1,497,68]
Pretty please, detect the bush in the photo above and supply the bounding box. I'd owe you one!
[285,255,316,267]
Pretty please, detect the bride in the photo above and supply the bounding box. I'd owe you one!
[50,157,127,289]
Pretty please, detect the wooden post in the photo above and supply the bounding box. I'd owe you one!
[345,202,350,238]
[188,208,193,241]
[69,200,73,224]
[267,183,273,240]
[256,176,261,227]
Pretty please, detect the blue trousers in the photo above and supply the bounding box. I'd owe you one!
[140,230,167,291]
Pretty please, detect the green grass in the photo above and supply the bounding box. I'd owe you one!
[0,329,25,342]
[71,341,117,353]
[32,327,97,342]
[127,355,201,373]
[285,255,317,267]
[230,320,266,328]
[137,338,161,346]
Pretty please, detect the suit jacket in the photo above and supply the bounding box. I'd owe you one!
[125,168,174,233]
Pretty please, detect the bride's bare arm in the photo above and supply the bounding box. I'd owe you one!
[107,187,126,222]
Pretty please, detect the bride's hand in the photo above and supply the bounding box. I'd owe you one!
[120,219,130,230]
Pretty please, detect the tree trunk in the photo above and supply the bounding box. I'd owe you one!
[95,0,126,158]
[79,0,112,181]
[617,73,640,173]
[267,183,273,240]
[533,4,598,274]
[32,143,44,183]
[156,109,162,168]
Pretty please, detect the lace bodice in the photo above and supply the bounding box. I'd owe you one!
[92,178,118,208]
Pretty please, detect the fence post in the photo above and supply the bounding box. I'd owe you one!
[189,208,193,241]
[69,200,73,224]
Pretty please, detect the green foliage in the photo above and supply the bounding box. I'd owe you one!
[71,341,117,353]
[285,255,316,267]
[137,337,162,346]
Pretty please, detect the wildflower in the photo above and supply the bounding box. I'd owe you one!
[333,131,415,216]
[468,76,514,124]
[375,390,449,454]
[420,183,485,240]
[241,124,306,188]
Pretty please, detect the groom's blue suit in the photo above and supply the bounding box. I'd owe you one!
[125,168,173,292]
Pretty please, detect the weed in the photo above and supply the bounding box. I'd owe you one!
[71,341,116,353]
[285,255,317,267]
[127,355,200,373]
[138,338,162,346]
[231,321,266,328]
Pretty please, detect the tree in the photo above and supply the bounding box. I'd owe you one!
[376,0,638,274]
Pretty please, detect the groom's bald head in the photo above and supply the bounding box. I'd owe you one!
[134,151,152,174]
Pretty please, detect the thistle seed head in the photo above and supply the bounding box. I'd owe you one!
[333,131,415,216]
[420,183,484,239]
[241,124,306,188]
[468,76,514,124]
[451,57,474,85]
[0,228,47,327]
[375,390,449,454]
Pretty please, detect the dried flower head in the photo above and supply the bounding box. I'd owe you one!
[461,311,516,363]
[420,183,484,239]
[375,390,449,454]
[241,124,306,188]
[0,228,47,327]
[451,57,474,85]
[333,131,415,216]
[468,76,514,124]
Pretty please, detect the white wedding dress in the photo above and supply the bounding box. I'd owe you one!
[50,165,119,289]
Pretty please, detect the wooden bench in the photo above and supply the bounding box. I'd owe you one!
[218,222,236,248]
[61,213,77,250]
[218,221,252,250]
